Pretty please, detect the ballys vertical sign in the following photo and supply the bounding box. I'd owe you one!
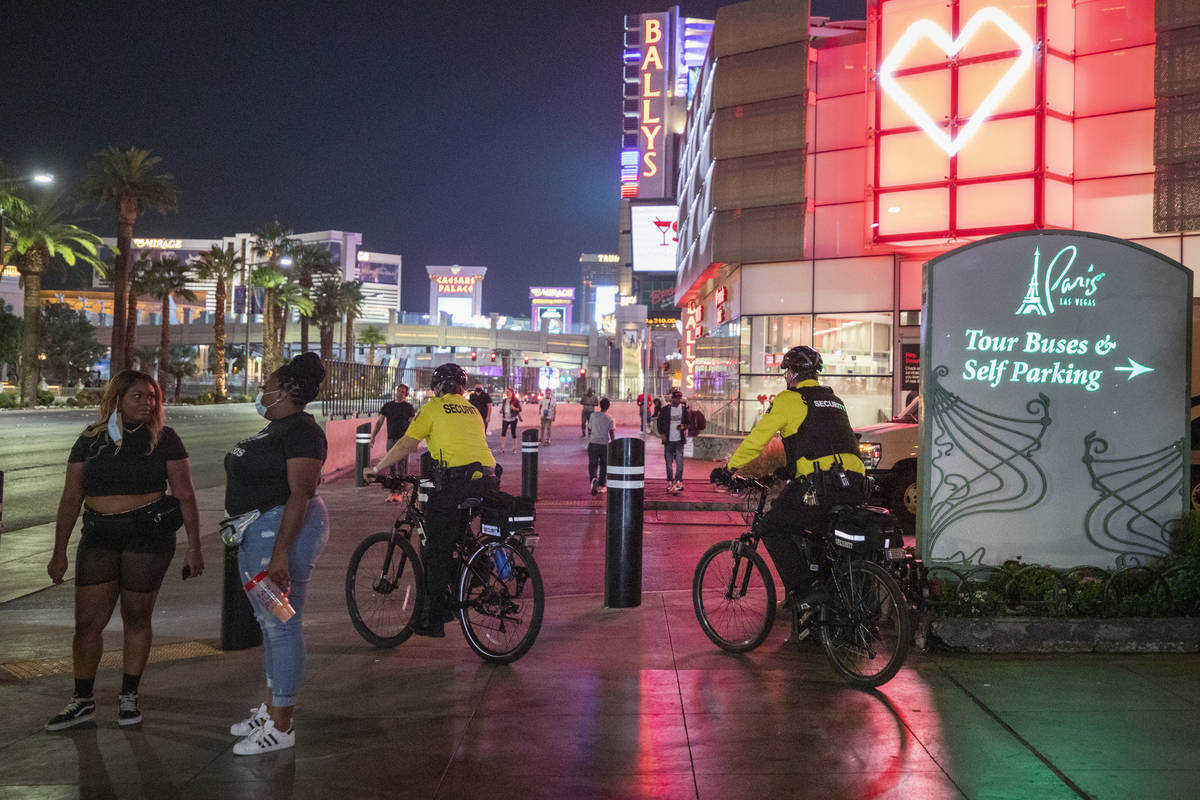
[639,13,668,198]
[683,301,703,390]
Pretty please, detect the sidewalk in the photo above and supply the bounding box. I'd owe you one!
[0,428,1197,798]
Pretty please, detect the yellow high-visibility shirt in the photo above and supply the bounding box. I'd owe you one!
[404,393,496,471]
[728,379,864,478]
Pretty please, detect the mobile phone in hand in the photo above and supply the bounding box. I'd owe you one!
[182,565,192,580]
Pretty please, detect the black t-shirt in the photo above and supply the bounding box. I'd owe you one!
[469,392,491,417]
[224,412,327,515]
[379,400,416,439]
[68,425,188,496]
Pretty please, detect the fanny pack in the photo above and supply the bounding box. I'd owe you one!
[83,495,183,537]
[219,508,263,547]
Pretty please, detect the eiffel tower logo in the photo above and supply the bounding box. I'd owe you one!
[1015,246,1047,316]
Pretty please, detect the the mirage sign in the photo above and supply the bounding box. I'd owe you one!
[920,231,1191,569]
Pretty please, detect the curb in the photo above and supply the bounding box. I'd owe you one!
[916,615,1200,653]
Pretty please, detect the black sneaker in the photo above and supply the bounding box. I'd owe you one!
[117,692,142,726]
[796,583,828,610]
[591,478,599,496]
[46,697,96,731]
[412,620,446,638]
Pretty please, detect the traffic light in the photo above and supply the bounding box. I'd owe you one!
[545,358,551,366]
[523,355,529,364]
[489,351,497,362]
[470,350,477,361]
[579,367,587,378]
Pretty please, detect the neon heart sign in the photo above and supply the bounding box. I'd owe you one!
[878,7,1034,157]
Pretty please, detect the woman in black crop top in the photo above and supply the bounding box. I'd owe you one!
[44,370,202,732]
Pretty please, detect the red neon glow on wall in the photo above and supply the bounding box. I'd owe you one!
[871,0,1075,243]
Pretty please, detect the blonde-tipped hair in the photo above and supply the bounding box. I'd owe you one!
[81,370,165,451]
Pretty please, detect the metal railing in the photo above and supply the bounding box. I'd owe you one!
[318,361,428,419]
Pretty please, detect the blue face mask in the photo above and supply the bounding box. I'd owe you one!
[255,390,283,418]
[107,410,124,445]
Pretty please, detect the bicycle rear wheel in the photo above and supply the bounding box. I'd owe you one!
[346,530,424,647]
[692,539,776,653]
[819,559,911,688]
[458,538,544,663]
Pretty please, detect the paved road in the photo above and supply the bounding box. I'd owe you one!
[0,405,267,533]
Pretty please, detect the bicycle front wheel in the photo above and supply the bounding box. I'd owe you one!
[346,530,424,647]
[692,540,776,653]
[457,538,545,663]
[820,559,911,688]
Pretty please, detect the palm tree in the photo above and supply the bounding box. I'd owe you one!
[1,192,31,280]
[290,242,339,352]
[192,243,242,400]
[360,325,385,365]
[273,279,314,361]
[140,255,197,385]
[342,280,365,361]
[123,251,152,369]
[310,278,343,363]
[78,147,178,373]
[310,278,362,363]
[4,194,103,405]
[165,345,200,402]
[251,266,285,372]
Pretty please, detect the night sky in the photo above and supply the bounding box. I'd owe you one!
[4,0,864,315]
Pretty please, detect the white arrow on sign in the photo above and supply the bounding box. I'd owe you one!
[1113,358,1154,380]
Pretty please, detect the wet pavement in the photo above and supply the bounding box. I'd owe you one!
[0,422,1197,798]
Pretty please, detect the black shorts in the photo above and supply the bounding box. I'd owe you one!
[502,419,518,438]
[76,496,181,593]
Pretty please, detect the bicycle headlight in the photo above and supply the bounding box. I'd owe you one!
[859,441,882,470]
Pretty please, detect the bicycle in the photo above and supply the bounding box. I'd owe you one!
[692,474,912,688]
[345,474,545,663]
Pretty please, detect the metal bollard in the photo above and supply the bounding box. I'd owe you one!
[355,422,371,487]
[521,428,539,501]
[220,544,262,651]
[604,437,644,608]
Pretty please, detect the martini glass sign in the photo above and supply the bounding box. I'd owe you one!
[653,217,678,246]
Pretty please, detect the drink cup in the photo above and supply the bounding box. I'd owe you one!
[243,570,296,622]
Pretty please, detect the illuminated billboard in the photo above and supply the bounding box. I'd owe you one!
[631,204,679,272]
[921,231,1191,570]
[873,0,1076,242]
[637,12,669,199]
[530,286,575,333]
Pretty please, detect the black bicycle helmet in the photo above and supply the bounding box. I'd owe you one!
[430,362,468,394]
[780,345,822,376]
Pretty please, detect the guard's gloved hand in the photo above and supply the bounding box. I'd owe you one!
[709,467,733,486]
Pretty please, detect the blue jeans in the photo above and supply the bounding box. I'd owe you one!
[664,440,685,483]
[238,497,329,707]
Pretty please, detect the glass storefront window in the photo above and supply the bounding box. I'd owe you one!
[813,312,893,376]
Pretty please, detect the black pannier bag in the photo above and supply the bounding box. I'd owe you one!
[829,505,897,554]
[808,458,869,507]
[479,488,536,537]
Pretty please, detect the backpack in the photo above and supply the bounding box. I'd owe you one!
[691,410,707,433]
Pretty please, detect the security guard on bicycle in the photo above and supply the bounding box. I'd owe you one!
[366,362,496,637]
[713,345,867,607]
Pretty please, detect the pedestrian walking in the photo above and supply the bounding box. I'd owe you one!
[369,384,416,500]
[223,352,329,755]
[588,397,616,496]
[580,388,598,438]
[46,370,202,732]
[499,388,523,454]
[656,388,693,493]
[538,388,556,445]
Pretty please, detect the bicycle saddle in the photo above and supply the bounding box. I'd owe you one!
[456,497,485,510]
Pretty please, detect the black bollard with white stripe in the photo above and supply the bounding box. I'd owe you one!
[521,428,539,501]
[604,437,644,608]
[355,422,371,487]
[0,469,5,533]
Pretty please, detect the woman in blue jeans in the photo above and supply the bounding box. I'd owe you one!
[223,353,328,755]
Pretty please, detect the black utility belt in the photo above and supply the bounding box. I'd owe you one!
[445,465,495,480]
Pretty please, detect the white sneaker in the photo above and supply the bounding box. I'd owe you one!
[233,718,294,756]
[230,703,270,736]
[676,482,684,493]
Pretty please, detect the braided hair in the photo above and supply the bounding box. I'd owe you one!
[271,352,326,405]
